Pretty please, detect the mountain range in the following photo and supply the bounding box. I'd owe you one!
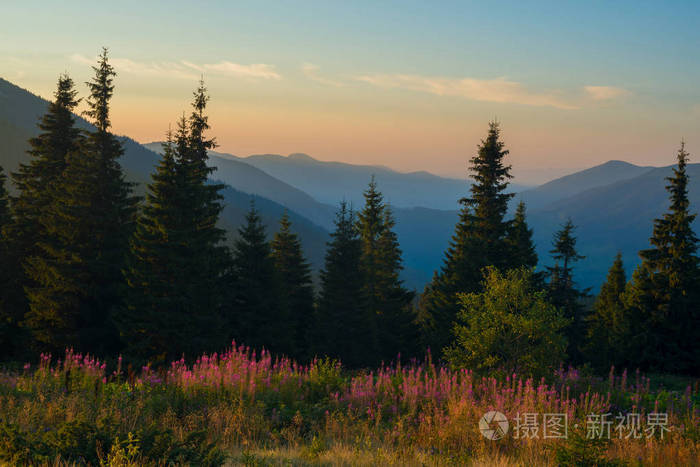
[203,149,528,211]
[2,76,698,292]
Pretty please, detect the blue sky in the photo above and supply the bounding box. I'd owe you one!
[1,0,699,183]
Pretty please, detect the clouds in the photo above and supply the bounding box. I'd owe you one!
[183,61,281,80]
[352,73,631,109]
[355,73,577,109]
[67,53,629,110]
[583,85,630,101]
[70,54,281,81]
[301,63,344,87]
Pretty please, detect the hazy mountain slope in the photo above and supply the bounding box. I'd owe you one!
[392,207,457,287]
[528,163,700,290]
[235,152,530,211]
[0,78,163,181]
[519,160,655,210]
[143,143,336,229]
[0,78,436,289]
[5,77,699,293]
[0,77,331,276]
[0,119,33,185]
[217,188,330,274]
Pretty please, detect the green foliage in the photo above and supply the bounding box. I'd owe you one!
[270,212,315,359]
[0,419,226,466]
[623,142,700,375]
[419,121,516,355]
[313,201,372,367]
[357,178,416,364]
[0,167,11,235]
[120,79,229,363]
[22,50,138,355]
[231,202,278,351]
[506,200,538,269]
[0,166,14,357]
[554,427,622,467]
[175,80,229,324]
[547,219,589,364]
[25,50,138,353]
[2,75,82,358]
[585,253,628,370]
[445,267,568,379]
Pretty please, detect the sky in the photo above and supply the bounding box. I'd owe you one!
[1,0,699,184]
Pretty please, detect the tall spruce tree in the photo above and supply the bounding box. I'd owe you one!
[624,142,700,374]
[120,131,203,362]
[270,212,315,359]
[8,75,82,258]
[585,253,627,370]
[121,79,228,362]
[4,75,82,356]
[357,178,416,364]
[417,122,514,355]
[175,80,228,348]
[231,202,278,351]
[506,201,538,269]
[23,49,138,354]
[313,202,372,367]
[180,80,228,313]
[546,219,587,363]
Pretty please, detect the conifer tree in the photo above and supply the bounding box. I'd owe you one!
[0,166,9,240]
[506,200,538,270]
[23,49,138,354]
[585,253,627,370]
[231,202,278,351]
[313,202,371,367]
[270,212,314,359]
[120,80,229,362]
[357,179,416,363]
[180,80,228,309]
[4,75,82,355]
[0,166,14,358]
[546,219,587,363]
[120,133,201,362]
[418,122,514,354]
[8,75,82,258]
[172,80,229,343]
[624,142,700,374]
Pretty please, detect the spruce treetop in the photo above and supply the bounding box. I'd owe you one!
[640,140,698,288]
[54,74,81,113]
[463,121,514,224]
[550,219,585,267]
[188,79,217,169]
[84,48,116,132]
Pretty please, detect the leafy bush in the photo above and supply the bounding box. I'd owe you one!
[555,428,623,467]
[0,419,226,466]
[445,267,569,379]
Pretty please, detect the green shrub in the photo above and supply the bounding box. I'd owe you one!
[445,267,569,379]
[554,428,623,467]
[0,419,226,466]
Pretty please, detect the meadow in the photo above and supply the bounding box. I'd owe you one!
[0,343,698,466]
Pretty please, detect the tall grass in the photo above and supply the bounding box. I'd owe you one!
[0,343,698,465]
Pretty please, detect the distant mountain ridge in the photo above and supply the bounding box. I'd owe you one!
[3,76,699,292]
[144,143,336,229]
[0,77,332,277]
[526,161,700,290]
[518,160,655,210]
[200,148,528,211]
